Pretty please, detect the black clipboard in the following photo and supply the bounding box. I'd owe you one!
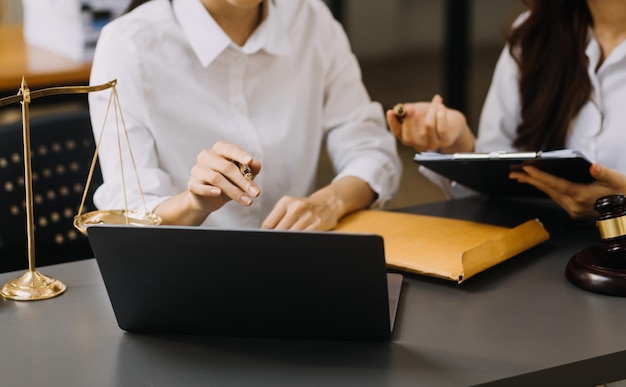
[414,149,594,198]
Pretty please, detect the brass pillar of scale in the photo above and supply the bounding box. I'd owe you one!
[0,78,161,301]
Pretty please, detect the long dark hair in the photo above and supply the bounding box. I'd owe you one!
[508,0,592,150]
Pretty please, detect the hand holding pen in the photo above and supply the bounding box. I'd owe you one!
[187,142,261,212]
[152,142,261,226]
[385,94,474,154]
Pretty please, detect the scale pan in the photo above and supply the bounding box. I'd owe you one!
[74,209,162,235]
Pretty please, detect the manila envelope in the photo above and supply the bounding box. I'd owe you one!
[334,209,549,283]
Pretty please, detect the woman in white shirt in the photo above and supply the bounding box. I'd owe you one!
[387,0,626,218]
[89,0,402,230]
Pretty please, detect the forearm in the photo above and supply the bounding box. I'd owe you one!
[309,176,376,220]
[153,191,211,226]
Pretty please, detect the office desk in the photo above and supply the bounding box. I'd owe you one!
[1,197,626,386]
[0,25,91,96]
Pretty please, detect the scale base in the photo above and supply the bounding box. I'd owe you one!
[566,245,626,296]
[1,270,67,301]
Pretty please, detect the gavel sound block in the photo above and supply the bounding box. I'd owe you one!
[566,194,626,296]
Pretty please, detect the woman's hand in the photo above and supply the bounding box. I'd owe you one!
[261,176,374,231]
[155,141,261,225]
[261,195,339,231]
[386,94,474,154]
[510,163,626,218]
[188,141,261,212]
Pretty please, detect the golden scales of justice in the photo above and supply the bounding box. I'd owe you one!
[0,78,161,301]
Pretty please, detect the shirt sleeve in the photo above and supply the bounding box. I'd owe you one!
[89,22,174,213]
[316,10,402,208]
[475,45,523,153]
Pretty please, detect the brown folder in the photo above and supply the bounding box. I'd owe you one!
[334,210,549,283]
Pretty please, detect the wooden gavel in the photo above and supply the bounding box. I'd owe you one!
[566,194,626,295]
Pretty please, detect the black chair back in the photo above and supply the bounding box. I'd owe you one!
[0,109,102,273]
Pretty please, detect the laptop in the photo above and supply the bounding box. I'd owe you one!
[87,224,403,341]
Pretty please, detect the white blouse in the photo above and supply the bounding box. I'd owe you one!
[89,0,402,228]
[428,18,626,199]
[477,27,626,172]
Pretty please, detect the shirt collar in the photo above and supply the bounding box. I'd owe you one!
[173,0,289,68]
[585,29,602,72]
[586,27,626,72]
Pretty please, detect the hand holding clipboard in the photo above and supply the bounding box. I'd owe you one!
[413,149,594,198]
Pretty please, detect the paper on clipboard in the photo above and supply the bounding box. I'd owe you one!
[334,210,550,283]
[413,149,594,197]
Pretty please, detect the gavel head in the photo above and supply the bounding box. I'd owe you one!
[594,194,626,257]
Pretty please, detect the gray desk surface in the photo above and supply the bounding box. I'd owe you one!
[1,197,626,387]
